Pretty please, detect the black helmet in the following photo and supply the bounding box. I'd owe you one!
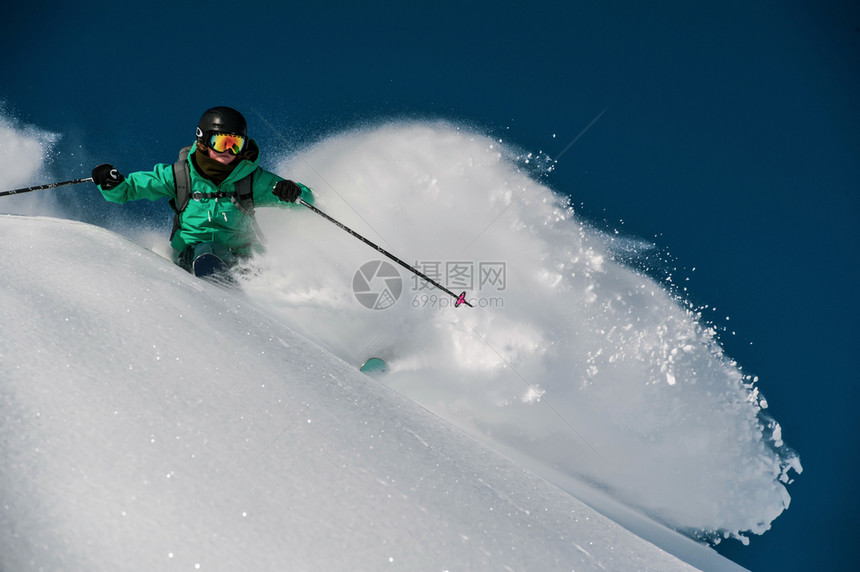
[196,106,247,143]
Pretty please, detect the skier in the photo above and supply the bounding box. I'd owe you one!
[91,106,313,276]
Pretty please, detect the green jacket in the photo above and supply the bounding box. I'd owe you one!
[97,140,314,258]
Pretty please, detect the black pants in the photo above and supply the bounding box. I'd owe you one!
[177,242,242,273]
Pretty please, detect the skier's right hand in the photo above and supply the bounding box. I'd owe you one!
[92,164,125,190]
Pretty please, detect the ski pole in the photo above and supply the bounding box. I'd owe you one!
[298,198,473,308]
[0,177,94,198]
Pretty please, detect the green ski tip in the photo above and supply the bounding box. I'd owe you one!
[359,357,388,375]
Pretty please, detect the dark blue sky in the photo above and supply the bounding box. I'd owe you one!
[4,1,859,569]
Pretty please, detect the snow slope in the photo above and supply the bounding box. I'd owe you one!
[1,214,709,571]
[0,116,798,570]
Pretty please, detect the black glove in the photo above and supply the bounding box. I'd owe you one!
[92,164,125,190]
[273,180,302,203]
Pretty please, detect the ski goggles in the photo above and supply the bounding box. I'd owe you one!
[206,132,246,155]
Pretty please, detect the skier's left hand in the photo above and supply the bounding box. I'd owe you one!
[273,180,302,203]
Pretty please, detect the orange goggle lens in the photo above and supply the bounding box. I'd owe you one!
[209,133,246,155]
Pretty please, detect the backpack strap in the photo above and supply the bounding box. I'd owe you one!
[231,174,255,217]
[232,173,266,244]
[169,146,193,240]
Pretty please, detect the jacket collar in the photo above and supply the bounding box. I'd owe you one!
[190,139,260,184]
